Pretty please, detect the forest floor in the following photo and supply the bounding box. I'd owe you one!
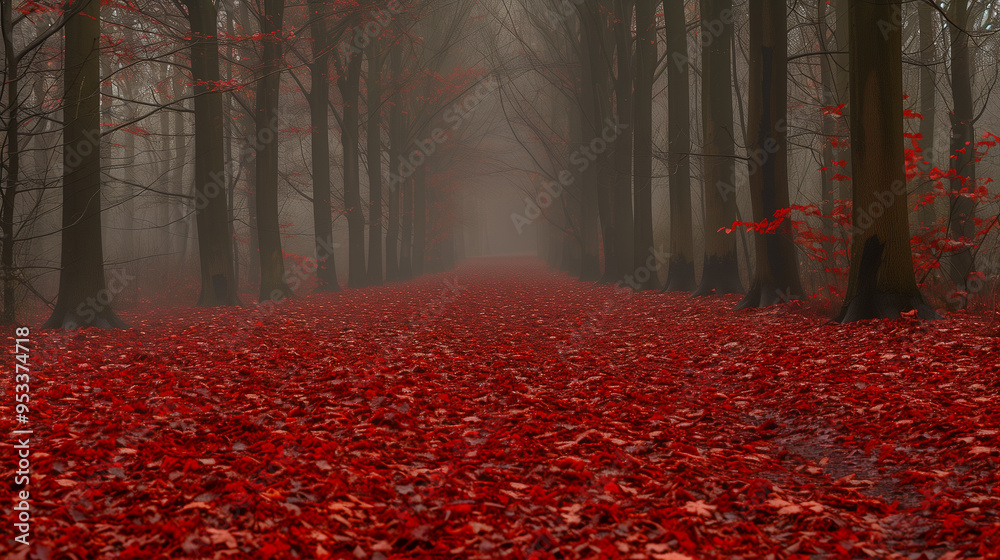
[6,258,1000,559]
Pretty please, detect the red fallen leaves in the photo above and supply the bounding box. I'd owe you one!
[5,259,1000,559]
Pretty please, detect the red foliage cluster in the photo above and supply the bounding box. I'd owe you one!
[7,260,1000,558]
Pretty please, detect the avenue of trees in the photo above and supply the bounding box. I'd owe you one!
[1,0,1000,328]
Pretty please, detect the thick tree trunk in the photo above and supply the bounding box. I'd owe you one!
[340,51,366,287]
[838,0,935,322]
[1,1,20,323]
[631,0,658,290]
[947,0,976,302]
[309,0,341,291]
[693,0,742,296]
[44,0,127,329]
[186,0,240,307]
[662,0,695,292]
[366,38,384,286]
[255,0,293,302]
[736,0,802,309]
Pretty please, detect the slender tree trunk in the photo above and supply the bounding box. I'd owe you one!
[385,42,403,281]
[366,38,384,285]
[947,0,976,302]
[255,0,293,302]
[339,51,366,287]
[833,0,852,202]
[693,0,742,296]
[575,16,601,281]
[309,0,341,291]
[399,176,413,279]
[838,0,934,322]
[412,164,427,277]
[662,0,695,292]
[186,0,240,306]
[44,0,126,329]
[817,0,837,248]
[171,71,189,268]
[631,0,658,290]
[612,0,635,282]
[736,0,802,309]
[917,0,937,228]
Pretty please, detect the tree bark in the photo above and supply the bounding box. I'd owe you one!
[947,0,976,303]
[255,0,293,302]
[631,0,658,290]
[309,0,341,291]
[386,41,403,281]
[44,0,127,329]
[186,0,240,307]
[838,0,935,322]
[735,0,802,309]
[339,50,366,287]
[662,0,695,292]
[366,38,384,285]
[916,0,937,228]
[612,0,635,282]
[693,0,742,296]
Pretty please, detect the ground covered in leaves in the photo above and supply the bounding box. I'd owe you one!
[4,258,1000,559]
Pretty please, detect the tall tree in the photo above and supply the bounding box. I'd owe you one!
[693,0,742,296]
[611,0,635,281]
[338,42,367,287]
[309,0,341,291]
[386,40,403,281]
[838,0,934,322]
[366,36,385,286]
[631,0,658,290]
[255,0,293,302]
[185,0,240,306]
[44,0,127,328]
[736,0,802,309]
[916,0,938,227]
[947,0,977,302]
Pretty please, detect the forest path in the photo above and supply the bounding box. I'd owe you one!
[16,258,1000,559]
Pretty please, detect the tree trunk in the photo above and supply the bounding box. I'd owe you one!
[736,0,802,309]
[833,0,852,202]
[693,0,742,296]
[366,38,384,285]
[309,0,341,291]
[339,51,366,287]
[412,164,427,277]
[186,0,240,307]
[255,0,293,302]
[662,0,695,292]
[838,0,935,322]
[817,0,837,248]
[1,1,20,323]
[399,176,413,279]
[631,0,658,290]
[947,0,976,303]
[916,0,937,228]
[612,0,635,282]
[385,41,403,281]
[44,0,126,329]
